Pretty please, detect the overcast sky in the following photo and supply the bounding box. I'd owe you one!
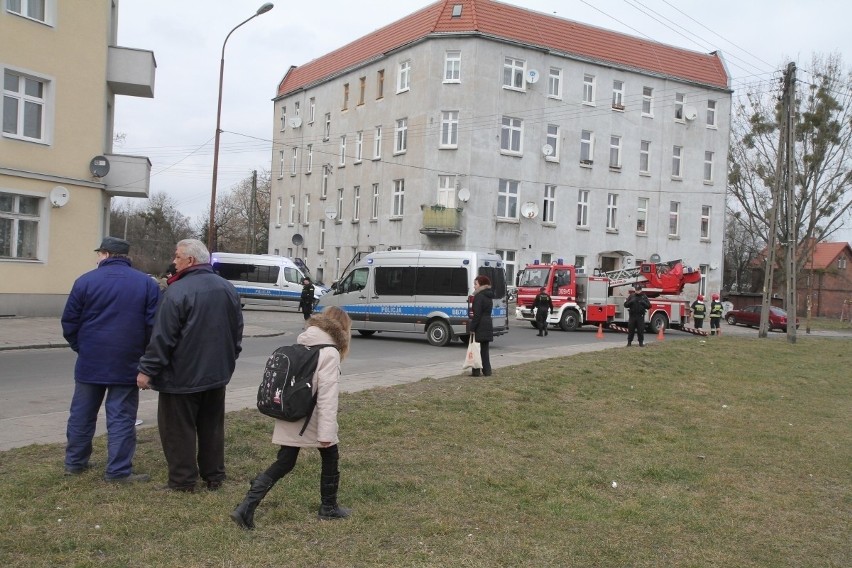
[114,0,851,241]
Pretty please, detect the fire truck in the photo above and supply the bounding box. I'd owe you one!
[515,259,702,332]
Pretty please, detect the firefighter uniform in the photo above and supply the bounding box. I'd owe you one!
[691,296,707,329]
[532,289,554,337]
[709,294,723,335]
[624,285,651,346]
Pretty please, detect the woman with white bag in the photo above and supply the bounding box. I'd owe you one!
[468,275,494,376]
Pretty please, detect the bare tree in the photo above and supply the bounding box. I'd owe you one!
[211,169,271,253]
[723,206,764,292]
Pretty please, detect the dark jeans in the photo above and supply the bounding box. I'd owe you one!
[301,305,313,320]
[66,382,139,478]
[694,317,704,329]
[263,444,340,481]
[479,340,492,375]
[627,315,645,345]
[157,387,226,490]
[710,317,720,330]
[536,313,548,334]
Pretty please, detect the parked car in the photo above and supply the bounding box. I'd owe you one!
[724,305,799,331]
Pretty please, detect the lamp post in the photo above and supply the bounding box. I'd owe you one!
[208,2,274,251]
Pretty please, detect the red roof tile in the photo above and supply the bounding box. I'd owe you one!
[808,242,851,270]
[277,0,729,97]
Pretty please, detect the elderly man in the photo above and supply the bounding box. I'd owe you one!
[62,236,160,483]
[137,239,243,492]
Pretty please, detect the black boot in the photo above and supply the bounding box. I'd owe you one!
[318,474,351,520]
[230,473,276,530]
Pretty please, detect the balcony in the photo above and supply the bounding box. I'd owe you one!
[107,46,156,98]
[420,205,463,237]
[101,154,152,197]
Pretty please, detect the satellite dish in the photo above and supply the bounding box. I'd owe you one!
[650,253,661,263]
[291,233,304,246]
[683,105,698,121]
[541,144,553,157]
[289,116,302,128]
[520,201,539,219]
[324,206,337,220]
[526,69,540,84]
[457,187,470,203]
[49,186,69,207]
[89,156,110,178]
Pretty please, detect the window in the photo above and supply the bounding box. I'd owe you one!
[397,60,411,93]
[496,249,517,286]
[319,220,325,252]
[3,70,47,142]
[358,76,366,105]
[302,195,310,225]
[700,205,711,239]
[288,195,296,225]
[543,185,556,223]
[0,192,40,259]
[669,201,680,236]
[838,256,848,270]
[336,188,344,221]
[355,131,363,162]
[500,116,522,154]
[353,186,361,222]
[545,124,559,161]
[392,179,405,217]
[503,57,525,90]
[444,51,461,82]
[275,197,282,227]
[707,100,717,127]
[580,130,594,164]
[437,175,456,208]
[672,146,683,178]
[373,125,382,159]
[376,69,384,99]
[642,86,653,116]
[375,266,416,295]
[309,98,315,123]
[291,147,298,175]
[699,264,708,296]
[323,113,331,141]
[497,179,519,219]
[371,183,379,220]
[606,193,618,230]
[394,118,407,153]
[339,135,346,166]
[612,80,624,109]
[321,166,329,199]
[441,111,459,148]
[278,150,285,178]
[583,74,595,104]
[6,0,47,22]
[637,197,649,234]
[577,190,589,227]
[342,83,349,110]
[639,140,651,173]
[414,267,469,296]
[574,256,586,269]
[704,151,714,182]
[280,105,286,131]
[306,144,313,173]
[609,135,622,168]
[548,67,562,98]
[674,93,685,120]
[294,101,300,117]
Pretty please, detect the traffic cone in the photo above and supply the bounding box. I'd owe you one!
[596,323,604,339]
[657,325,665,341]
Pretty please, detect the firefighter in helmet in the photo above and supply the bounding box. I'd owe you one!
[532,287,554,337]
[709,293,723,335]
[691,294,707,329]
[624,283,651,346]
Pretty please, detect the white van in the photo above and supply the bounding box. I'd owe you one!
[316,250,509,346]
[211,252,327,308]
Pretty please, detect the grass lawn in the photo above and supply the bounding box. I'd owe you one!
[1,337,849,567]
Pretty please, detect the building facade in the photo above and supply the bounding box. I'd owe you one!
[269,0,731,296]
[0,0,155,316]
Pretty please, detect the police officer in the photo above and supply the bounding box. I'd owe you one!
[691,294,707,329]
[532,286,554,337]
[299,277,316,321]
[624,283,651,346]
[709,293,723,335]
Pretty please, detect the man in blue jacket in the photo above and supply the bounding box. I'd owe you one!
[137,239,243,492]
[61,237,160,482]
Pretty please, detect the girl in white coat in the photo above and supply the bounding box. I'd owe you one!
[231,306,352,529]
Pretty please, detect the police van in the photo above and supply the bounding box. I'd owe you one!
[211,252,327,308]
[316,250,509,346]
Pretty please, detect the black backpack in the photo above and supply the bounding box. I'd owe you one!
[257,343,335,435]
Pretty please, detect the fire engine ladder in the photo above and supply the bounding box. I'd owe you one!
[604,266,644,288]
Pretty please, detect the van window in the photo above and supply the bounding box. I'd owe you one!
[339,267,368,293]
[213,262,279,284]
[375,266,416,295]
[478,266,506,299]
[282,267,302,284]
[416,267,468,296]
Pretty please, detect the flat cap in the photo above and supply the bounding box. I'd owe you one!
[94,236,130,254]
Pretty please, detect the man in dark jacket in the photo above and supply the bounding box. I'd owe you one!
[137,239,244,492]
[299,277,315,320]
[532,286,554,337]
[624,283,652,347]
[61,236,160,482]
[469,275,494,376]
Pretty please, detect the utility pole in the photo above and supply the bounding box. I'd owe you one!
[783,63,797,344]
[247,169,257,254]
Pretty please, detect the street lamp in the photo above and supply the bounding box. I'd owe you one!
[208,2,274,251]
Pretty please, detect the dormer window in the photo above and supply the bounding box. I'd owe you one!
[452,5,462,17]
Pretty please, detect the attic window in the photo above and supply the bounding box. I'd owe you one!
[452,5,462,17]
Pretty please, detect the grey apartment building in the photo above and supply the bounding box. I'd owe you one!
[268,0,731,294]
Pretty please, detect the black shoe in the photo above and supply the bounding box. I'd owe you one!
[544,330,548,336]
[206,480,223,491]
[231,474,276,530]
[158,483,196,493]
[471,369,481,377]
[64,465,91,476]
[483,371,492,377]
[537,332,543,336]
[105,473,150,484]
[318,474,351,520]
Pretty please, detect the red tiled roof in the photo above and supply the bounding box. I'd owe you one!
[277,0,729,97]
[808,242,851,270]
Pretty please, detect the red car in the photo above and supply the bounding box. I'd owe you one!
[725,305,799,331]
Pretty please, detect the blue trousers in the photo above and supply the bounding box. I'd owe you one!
[66,382,139,479]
